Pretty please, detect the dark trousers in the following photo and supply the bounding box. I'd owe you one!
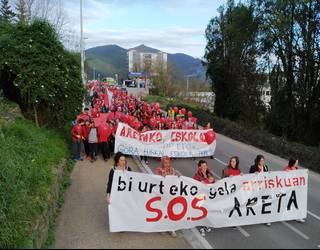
[72,140,82,160]
[140,156,148,162]
[89,143,99,160]
[109,136,115,155]
[83,140,90,157]
[100,142,110,160]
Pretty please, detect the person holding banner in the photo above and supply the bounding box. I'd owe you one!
[284,158,306,223]
[222,156,242,178]
[249,155,269,174]
[284,158,299,171]
[106,152,132,205]
[249,155,272,227]
[155,156,181,238]
[194,160,214,237]
[156,156,181,178]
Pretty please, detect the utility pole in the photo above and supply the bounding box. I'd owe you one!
[187,76,190,93]
[80,0,85,85]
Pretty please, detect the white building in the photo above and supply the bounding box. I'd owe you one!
[185,92,216,112]
[261,86,271,109]
[128,49,168,73]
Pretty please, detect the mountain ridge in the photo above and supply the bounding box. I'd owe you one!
[85,44,206,81]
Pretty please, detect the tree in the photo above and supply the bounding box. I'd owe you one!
[257,0,320,145]
[204,1,265,126]
[16,0,27,22]
[0,20,85,128]
[0,0,15,23]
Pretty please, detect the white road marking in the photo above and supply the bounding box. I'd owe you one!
[214,158,227,166]
[236,226,251,238]
[224,152,233,158]
[211,169,251,239]
[190,228,215,249]
[282,222,310,240]
[215,158,320,227]
[308,211,320,222]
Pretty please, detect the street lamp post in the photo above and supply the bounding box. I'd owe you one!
[80,0,85,85]
[186,74,195,93]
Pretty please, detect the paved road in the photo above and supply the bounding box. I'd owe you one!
[147,133,320,249]
[54,157,192,249]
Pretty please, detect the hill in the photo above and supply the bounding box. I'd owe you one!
[85,44,207,82]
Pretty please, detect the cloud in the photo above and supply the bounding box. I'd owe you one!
[61,0,225,57]
[83,27,206,58]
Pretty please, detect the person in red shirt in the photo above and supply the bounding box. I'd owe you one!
[155,156,181,238]
[194,160,215,184]
[194,160,214,237]
[72,119,85,161]
[156,156,181,177]
[222,156,242,178]
[283,158,306,223]
[98,123,112,161]
[82,120,91,160]
[284,158,299,171]
[77,108,90,123]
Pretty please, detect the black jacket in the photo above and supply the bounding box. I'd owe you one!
[106,167,132,194]
[249,165,269,174]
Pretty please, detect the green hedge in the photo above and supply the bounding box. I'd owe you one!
[0,118,70,248]
[145,95,320,173]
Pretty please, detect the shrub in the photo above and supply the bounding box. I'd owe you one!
[0,118,69,248]
[0,20,85,128]
[146,95,320,173]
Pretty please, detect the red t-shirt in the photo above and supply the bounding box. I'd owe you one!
[72,124,82,142]
[98,124,111,143]
[226,168,241,176]
[77,112,90,122]
[82,125,91,140]
[194,170,215,185]
[284,166,299,171]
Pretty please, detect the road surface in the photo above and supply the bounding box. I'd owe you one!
[147,133,320,249]
[54,157,192,249]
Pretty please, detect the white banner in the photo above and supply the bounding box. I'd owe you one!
[109,170,308,232]
[115,123,217,158]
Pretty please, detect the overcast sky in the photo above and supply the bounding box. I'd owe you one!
[64,0,227,58]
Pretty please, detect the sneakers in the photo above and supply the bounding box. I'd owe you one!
[205,227,212,233]
[266,223,272,227]
[297,219,306,223]
[170,231,177,238]
[74,157,84,162]
[200,228,206,237]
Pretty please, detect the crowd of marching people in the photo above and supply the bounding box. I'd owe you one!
[71,81,212,163]
[72,81,305,238]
